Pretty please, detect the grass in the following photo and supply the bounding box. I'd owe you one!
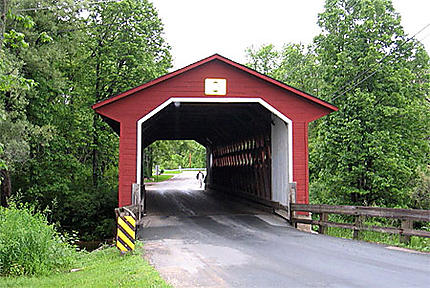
[144,174,174,183]
[0,244,171,288]
[163,170,182,174]
[324,227,430,252]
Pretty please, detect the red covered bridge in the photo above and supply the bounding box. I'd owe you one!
[92,54,337,213]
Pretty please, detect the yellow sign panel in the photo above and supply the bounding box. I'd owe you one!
[204,78,227,95]
[116,215,136,252]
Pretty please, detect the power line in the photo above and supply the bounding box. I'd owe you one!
[321,0,391,99]
[332,22,430,99]
[418,31,430,44]
[15,0,122,12]
[331,22,430,101]
[57,21,123,33]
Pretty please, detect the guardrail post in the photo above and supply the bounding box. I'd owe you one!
[292,218,297,229]
[289,183,296,226]
[115,207,137,253]
[319,213,328,234]
[353,215,365,240]
[141,183,147,215]
[400,220,412,244]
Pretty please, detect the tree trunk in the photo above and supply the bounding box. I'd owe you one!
[0,169,11,207]
[92,52,101,188]
[92,114,99,187]
[0,0,8,49]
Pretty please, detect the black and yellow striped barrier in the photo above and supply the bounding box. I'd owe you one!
[116,214,136,252]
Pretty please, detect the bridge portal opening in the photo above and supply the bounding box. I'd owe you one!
[138,100,292,214]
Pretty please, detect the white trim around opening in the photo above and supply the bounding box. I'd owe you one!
[136,97,293,185]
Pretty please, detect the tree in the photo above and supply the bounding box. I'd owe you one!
[0,109,8,206]
[310,0,430,207]
[0,2,37,206]
[149,140,206,171]
[246,43,322,96]
[82,0,171,187]
[246,44,280,76]
[3,0,93,217]
[1,0,172,238]
[245,0,430,208]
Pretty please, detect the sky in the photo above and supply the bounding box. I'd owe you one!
[150,0,430,70]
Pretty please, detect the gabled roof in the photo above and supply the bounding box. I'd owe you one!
[92,54,337,111]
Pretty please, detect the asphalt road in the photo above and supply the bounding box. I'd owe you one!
[139,171,430,288]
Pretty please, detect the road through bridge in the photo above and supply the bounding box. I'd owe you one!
[140,172,430,288]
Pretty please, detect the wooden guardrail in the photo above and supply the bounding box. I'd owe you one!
[291,204,430,244]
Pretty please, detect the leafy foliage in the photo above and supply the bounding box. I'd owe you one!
[0,203,76,276]
[246,0,430,208]
[0,110,7,175]
[246,43,322,96]
[311,0,430,207]
[0,111,30,170]
[410,166,430,210]
[82,0,171,187]
[1,0,171,239]
[149,140,206,172]
[0,144,5,171]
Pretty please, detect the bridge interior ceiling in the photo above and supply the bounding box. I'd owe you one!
[141,102,272,148]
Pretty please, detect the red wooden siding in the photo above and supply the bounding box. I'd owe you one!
[292,122,309,204]
[118,122,137,207]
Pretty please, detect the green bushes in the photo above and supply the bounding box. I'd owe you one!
[410,167,430,210]
[0,204,76,276]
